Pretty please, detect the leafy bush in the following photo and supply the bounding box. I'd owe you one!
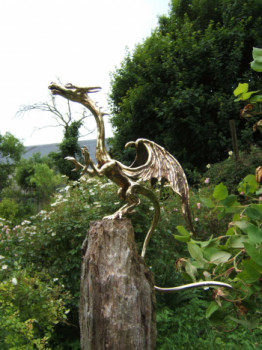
[203,146,262,192]
[174,175,262,335]
[157,293,261,350]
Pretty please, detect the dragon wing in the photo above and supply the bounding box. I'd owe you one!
[121,138,189,199]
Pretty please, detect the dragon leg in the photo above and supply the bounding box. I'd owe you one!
[126,183,160,258]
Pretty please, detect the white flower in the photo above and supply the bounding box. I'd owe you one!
[206,164,211,169]
[0,255,5,260]
[21,220,31,225]
[53,278,59,282]
[2,264,8,270]
[12,277,17,285]
[228,151,233,156]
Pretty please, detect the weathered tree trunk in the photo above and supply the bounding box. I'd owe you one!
[79,218,156,350]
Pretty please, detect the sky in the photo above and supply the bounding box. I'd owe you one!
[0,0,170,146]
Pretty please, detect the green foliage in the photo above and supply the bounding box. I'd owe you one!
[233,46,262,137]
[0,199,20,224]
[0,132,24,191]
[251,47,262,72]
[0,153,64,223]
[0,271,67,350]
[157,294,261,349]
[50,121,82,179]
[174,174,262,333]
[109,0,262,171]
[0,221,68,350]
[203,146,262,192]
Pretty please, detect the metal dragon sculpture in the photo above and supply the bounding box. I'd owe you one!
[49,82,231,292]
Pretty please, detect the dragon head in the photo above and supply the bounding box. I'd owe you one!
[49,82,101,103]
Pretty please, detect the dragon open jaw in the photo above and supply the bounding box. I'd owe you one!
[49,82,101,100]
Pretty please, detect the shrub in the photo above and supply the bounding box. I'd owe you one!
[203,146,262,192]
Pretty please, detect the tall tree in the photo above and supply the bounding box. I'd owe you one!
[18,91,93,179]
[0,132,24,191]
[109,0,262,175]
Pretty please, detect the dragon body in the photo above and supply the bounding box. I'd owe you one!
[49,82,232,291]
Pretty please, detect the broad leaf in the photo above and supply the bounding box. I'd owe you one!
[229,316,259,331]
[174,234,191,243]
[209,251,231,265]
[251,60,262,72]
[176,225,190,236]
[226,235,247,248]
[245,205,262,222]
[233,83,248,97]
[234,220,262,244]
[238,259,262,283]
[252,47,262,60]
[200,197,215,208]
[213,183,228,201]
[187,242,207,264]
[250,94,262,103]
[244,243,262,267]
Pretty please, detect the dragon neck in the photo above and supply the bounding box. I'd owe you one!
[94,113,110,167]
[83,97,111,167]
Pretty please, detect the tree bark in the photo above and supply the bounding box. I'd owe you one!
[79,218,156,350]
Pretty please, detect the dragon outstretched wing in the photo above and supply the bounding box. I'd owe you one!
[121,138,189,199]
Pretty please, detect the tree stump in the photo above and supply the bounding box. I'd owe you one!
[79,218,156,350]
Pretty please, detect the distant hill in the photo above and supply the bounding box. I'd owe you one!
[24,139,108,163]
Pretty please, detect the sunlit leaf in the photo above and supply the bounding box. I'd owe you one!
[209,251,231,265]
[252,47,262,59]
[174,234,191,242]
[176,225,190,236]
[233,83,249,96]
[226,235,247,248]
[213,183,228,201]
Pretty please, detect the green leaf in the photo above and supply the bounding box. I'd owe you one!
[209,251,231,265]
[233,83,248,97]
[238,175,258,194]
[244,243,262,267]
[245,205,262,222]
[241,90,260,100]
[174,235,191,242]
[176,225,190,237]
[185,261,197,281]
[187,242,207,264]
[221,194,238,208]
[206,301,219,318]
[250,94,262,103]
[251,60,262,72]
[229,316,259,331]
[234,220,262,244]
[256,188,262,195]
[213,183,228,201]
[200,197,215,208]
[238,259,262,283]
[226,235,247,248]
[252,47,262,60]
